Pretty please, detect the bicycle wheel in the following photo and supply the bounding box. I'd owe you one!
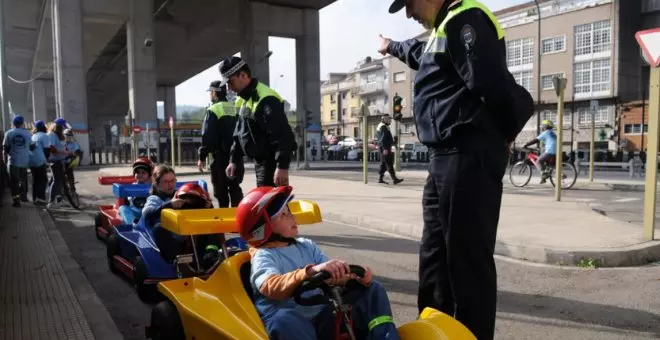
[509,161,532,187]
[549,163,578,189]
[62,177,81,210]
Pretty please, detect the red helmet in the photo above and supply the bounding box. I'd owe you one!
[175,182,210,201]
[237,186,294,247]
[132,157,153,174]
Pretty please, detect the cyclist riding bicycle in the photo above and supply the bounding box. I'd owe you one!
[523,120,557,184]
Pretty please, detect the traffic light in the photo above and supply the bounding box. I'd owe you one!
[392,93,403,121]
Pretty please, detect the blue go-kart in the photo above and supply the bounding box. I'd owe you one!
[106,181,248,302]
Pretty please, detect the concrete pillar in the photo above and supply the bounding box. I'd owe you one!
[295,9,321,126]
[126,0,157,129]
[0,0,9,131]
[163,86,176,120]
[241,2,270,85]
[51,0,90,164]
[31,79,51,122]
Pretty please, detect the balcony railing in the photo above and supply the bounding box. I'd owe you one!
[358,82,385,95]
[368,104,386,115]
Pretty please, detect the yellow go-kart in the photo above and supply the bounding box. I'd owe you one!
[145,200,476,340]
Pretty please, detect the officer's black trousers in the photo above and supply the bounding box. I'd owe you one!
[211,155,244,208]
[378,151,397,179]
[254,158,277,187]
[418,128,508,340]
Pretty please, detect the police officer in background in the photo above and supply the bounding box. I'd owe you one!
[198,80,244,207]
[376,114,403,185]
[218,56,295,187]
[380,0,534,338]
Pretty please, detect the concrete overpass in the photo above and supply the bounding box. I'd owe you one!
[1,0,334,162]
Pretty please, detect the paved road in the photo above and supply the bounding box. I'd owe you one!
[45,168,660,339]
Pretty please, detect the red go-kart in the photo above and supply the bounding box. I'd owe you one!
[94,176,137,241]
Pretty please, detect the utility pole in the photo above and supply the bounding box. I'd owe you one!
[534,0,542,136]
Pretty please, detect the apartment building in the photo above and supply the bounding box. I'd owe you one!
[320,57,389,140]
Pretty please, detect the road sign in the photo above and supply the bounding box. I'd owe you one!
[133,126,142,133]
[589,99,599,112]
[636,28,660,68]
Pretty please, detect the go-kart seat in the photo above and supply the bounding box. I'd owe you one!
[240,262,255,302]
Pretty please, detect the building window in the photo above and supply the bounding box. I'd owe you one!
[330,94,335,102]
[624,124,648,134]
[342,92,347,99]
[574,20,611,57]
[328,129,335,135]
[541,73,564,91]
[404,124,414,133]
[574,59,611,97]
[507,37,534,68]
[541,109,571,125]
[342,108,347,116]
[366,73,377,83]
[353,127,359,137]
[578,106,609,125]
[541,36,565,54]
[393,72,406,83]
[512,70,533,92]
[330,110,337,120]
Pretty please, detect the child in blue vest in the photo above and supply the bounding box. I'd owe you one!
[2,115,35,207]
[30,120,51,204]
[237,186,400,340]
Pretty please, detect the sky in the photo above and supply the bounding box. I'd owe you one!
[174,0,527,110]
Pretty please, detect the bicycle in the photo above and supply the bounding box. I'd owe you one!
[509,148,578,189]
[47,159,81,210]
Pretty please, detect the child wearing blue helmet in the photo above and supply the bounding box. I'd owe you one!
[2,115,35,207]
[30,120,50,204]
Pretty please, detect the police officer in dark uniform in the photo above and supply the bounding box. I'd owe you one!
[218,56,296,187]
[376,114,403,185]
[198,81,244,207]
[381,0,534,339]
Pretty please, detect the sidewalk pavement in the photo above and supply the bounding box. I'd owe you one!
[0,195,123,340]
[99,165,660,267]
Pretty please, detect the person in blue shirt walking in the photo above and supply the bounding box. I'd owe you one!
[29,120,51,204]
[2,115,35,207]
[524,119,557,184]
[47,118,73,209]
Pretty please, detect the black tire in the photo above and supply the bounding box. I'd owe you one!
[549,163,578,190]
[509,161,532,188]
[62,178,81,210]
[134,256,156,302]
[106,233,121,274]
[148,300,185,340]
[94,212,103,240]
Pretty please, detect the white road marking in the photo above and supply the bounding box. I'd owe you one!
[612,197,640,203]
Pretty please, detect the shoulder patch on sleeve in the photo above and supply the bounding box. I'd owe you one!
[460,24,476,48]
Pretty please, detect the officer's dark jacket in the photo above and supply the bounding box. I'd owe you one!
[376,122,393,151]
[199,101,237,162]
[387,0,532,146]
[230,79,295,170]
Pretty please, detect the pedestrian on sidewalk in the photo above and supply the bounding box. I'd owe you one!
[218,56,296,187]
[376,114,403,185]
[380,0,534,339]
[198,80,244,207]
[2,115,34,207]
[29,120,50,205]
[47,118,73,209]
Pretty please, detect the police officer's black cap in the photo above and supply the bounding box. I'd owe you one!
[388,0,405,13]
[218,56,248,85]
[207,80,225,92]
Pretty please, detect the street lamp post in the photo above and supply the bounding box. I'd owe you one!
[534,0,542,136]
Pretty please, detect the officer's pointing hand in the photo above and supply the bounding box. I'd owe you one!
[378,34,392,56]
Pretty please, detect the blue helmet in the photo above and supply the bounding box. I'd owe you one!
[34,120,46,130]
[12,115,24,126]
[54,118,67,127]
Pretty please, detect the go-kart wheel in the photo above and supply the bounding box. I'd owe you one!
[134,256,150,299]
[106,233,121,274]
[94,212,103,240]
[147,300,184,340]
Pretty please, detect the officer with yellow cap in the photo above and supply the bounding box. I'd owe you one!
[379,0,534,339]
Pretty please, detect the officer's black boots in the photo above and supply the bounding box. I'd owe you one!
[379,176,389,184]
[379,176,404,185]
[393,178,404,185]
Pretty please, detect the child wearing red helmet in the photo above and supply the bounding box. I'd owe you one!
[132,157,153,184]
[237,186,400,340]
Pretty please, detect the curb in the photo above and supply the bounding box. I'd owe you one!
[324,211,660,267]
[40,210,124,340]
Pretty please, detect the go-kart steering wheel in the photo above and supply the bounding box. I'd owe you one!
[293,265,365,306]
